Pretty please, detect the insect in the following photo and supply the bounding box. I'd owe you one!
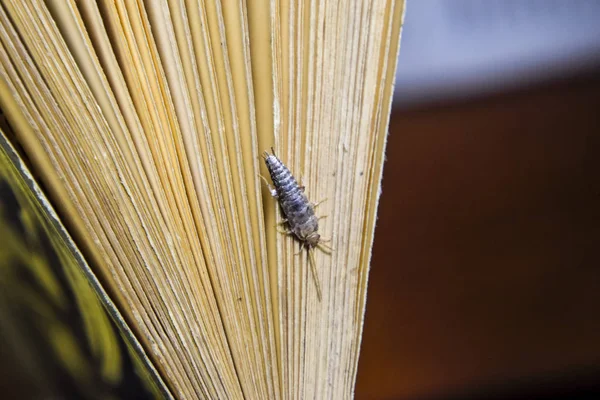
[261,148,332,301]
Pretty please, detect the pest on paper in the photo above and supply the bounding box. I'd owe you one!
[261,148,332,301]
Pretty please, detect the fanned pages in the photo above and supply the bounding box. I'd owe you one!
[0,0,405,398]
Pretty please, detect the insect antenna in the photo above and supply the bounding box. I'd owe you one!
[307,248,322,301]
[317,240,334,253]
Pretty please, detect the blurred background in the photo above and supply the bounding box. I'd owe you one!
[356,1,600,399]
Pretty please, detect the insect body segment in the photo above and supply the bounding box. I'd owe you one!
[262,149,329,301]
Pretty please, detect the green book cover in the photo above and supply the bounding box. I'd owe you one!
[0,130,172,399]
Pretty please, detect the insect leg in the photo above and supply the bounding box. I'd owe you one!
[298,175,306,192]
[312,198,328,209]
[258,174,278,198]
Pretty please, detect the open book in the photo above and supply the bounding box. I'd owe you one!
[0,0,405,398]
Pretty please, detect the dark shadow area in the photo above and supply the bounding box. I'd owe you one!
[356,71,600,399]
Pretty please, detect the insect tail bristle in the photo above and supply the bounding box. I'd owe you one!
[308,248,322,301]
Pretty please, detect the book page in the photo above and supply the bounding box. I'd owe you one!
[0,129,171,399]
[0,0,405,397]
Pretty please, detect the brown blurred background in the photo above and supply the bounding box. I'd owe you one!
[355,72,600,399]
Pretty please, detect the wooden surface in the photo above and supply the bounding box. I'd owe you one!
[355,74,600,399]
